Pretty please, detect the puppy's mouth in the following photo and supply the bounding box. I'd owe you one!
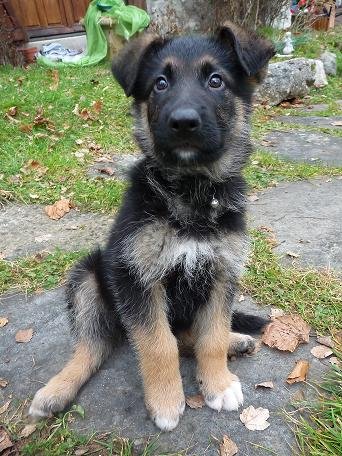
[172,144,200,163]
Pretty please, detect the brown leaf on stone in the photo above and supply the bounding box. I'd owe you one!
[331,120,342,126]
[99,167,115,176]
[20,424,37,438]
[92,100,103,113]
[286,360,309,384]
[0,317,9,327]
[44,198,72,220]
[7,106,17,117]
[240,405,270,430]
[219,435,238,456]
[0,426,13,452]
[74,449,88,456]
[0,378,8,388]
[247,193,259,202]
[262,314,310,352]
[49,69,59,91]
[286,251,300,258]
[0,401,11,414]
[15,328,33,343]
[310,345,333,359]
[185,394,205,409]
[316,335,334,349]
[329,357,340,366]
[255,381,274,389]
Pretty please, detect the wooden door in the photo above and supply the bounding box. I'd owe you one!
[10,0,90,38]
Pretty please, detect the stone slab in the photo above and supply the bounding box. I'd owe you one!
[248,178,342,270]
[0,204,113,259]
[0,288,329,456]
[275,115,342,129]
[262,130,342,166]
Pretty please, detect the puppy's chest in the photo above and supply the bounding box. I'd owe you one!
[123,221,247,284]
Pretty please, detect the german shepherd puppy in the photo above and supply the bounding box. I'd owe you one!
[29,23,274,431]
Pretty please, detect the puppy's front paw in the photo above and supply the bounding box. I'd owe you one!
[205,379,243,411]
[151,399,185,431]
[29,384,72,420]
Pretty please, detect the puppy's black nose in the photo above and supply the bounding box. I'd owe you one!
[168,108,201,132]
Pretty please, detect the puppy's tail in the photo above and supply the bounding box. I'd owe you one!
[231,311,268,334]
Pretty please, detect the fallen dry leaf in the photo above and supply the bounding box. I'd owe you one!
[310,345,333,359]
[20,424,37,438]
[74,449,88,456]
[0,378,8,388]
[240,405,270,430]
[19,123,33,133]
[247,194,259,202]
[331,120,342,126]
[287,360,309,384]
[34,107,55,131]
[99,167,115,176]
[262,314,310,352]
[185,394,205,409]
[15,328,33,343]
[0,400,11,414]
[49,69,59,90]
[7,106,17,117]
[269,308,285,319]
[286,251,300,258]
[79,108,96,121]
[238,294,245,302]
[316,335,334,349]
[329,357,340,366]
[219,435,238,456]
[0,426,13,452]
[92,100,103,113]
[20,159,48,176]
[255,381,274,389]
[0,317,9,327]
[44,198,72,220]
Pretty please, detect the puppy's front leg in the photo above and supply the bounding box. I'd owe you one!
[193,275,243,412]
[120,282,185,431]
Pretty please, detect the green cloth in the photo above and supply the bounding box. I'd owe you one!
[38,0,150,67]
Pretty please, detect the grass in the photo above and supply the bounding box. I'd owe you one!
[1,402,176,456]
[287,352,342,456]
[0,63,131,212]
[0,249,86,294]
[242,230,342,333]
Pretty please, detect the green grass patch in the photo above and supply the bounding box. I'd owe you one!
[0,63,132,212]
[242,230,342,333]
[244,149,342,189]
[2,402,179,456]
[288,353,342,456]
[0,249,86,294]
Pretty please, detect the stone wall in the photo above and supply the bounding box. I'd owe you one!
[146,0,213,35]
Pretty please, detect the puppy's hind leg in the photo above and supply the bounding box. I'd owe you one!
[29,250,119,420]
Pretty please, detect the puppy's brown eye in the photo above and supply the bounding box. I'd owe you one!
[208,74,223,89]
[155,77,168,91]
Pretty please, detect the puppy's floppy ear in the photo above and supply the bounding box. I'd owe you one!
[112,33,164,97]
[215,22,275,82]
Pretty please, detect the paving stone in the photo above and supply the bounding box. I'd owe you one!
[0,289,329,456]
[249,178,342,270]
[262,130,342,166]
[275,115,342,129]
[88,154,141,181]
[297,103,329,112]
[0,204,113,259]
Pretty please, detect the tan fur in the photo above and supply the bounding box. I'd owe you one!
[192,273,234,397]
[29,342,104,418]
[130,284,184,421]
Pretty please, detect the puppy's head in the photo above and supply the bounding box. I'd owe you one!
[112,24,274,172]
